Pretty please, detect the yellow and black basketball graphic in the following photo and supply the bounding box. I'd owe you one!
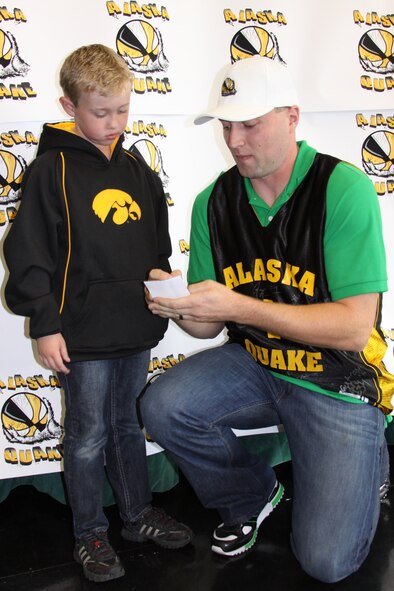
[129,139,169,187]
[230,26,285,64]
[362,131,394,178]
[0,149,26,204]
[2,393,49,439]
[0,29,13,68]
[2,393,62,444]
[0,29,29,79]
[116,19,169,74]
[358,29,394,74]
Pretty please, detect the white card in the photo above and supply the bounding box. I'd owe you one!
[144,276,190,298]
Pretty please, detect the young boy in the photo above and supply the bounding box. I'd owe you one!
[3,44,192,583]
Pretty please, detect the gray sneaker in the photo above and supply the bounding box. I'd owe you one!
[122,506,193,549]
[74,530,125,582]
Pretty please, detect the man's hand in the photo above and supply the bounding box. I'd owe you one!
[147,279,227,339]
[147,280,234,322]
[36,333,71,374]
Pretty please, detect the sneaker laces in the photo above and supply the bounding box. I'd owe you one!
[136,506,181,529]
[83,531,117,563]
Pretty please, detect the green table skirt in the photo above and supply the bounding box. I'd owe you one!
[1,423,393,505]
[0,450,178,504]
[0,432,291,504]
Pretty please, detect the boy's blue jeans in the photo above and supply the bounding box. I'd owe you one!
[59,351,151,539]
[140,342,388,583]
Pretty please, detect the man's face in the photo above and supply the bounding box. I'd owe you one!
[220,107,298,180]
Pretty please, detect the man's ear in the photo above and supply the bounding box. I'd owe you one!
[59,96,76,117]
[288,105,300,128]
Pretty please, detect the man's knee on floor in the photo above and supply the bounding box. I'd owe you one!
[293,539,363,584]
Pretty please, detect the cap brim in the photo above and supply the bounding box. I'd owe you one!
[194,104,275,125]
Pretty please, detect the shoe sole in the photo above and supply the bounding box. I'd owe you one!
[121,526,193,549]
[74,548,125,582]
[211,482,284,557]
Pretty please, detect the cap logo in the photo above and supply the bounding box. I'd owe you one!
[221,77,236,97]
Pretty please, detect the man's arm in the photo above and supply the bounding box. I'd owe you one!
[148,279,378,351]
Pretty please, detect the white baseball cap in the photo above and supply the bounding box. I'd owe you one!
[194,56,298,125]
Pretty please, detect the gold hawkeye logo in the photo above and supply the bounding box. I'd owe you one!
[92,189,141,225]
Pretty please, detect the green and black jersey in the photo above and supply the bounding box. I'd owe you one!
[188,141,393,414]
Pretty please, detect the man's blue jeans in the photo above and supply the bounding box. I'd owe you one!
[140,342,387,583]
[59,352,151,539]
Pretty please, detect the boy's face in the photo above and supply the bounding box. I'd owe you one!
[60,83,132,156]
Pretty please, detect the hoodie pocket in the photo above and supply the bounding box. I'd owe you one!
[64,278,168,353]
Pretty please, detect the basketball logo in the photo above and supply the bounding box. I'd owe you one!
[358,29,394,74]
[129,139,169,187]
[221,77,236,97]
[116,19,169,74]
[0,29,29,79]
[0,149,26,205]
[1,393,62,444]
[362,131,394,178]
[230,26,285,64]
[0,29,13,68]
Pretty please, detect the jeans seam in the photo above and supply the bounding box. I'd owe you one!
[110,361,131,518]
[352,410,383,567]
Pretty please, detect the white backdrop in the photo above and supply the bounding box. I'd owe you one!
[0,0,393,479]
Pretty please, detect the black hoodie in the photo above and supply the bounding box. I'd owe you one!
[4,122,171,360]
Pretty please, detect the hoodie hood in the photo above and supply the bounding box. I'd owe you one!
[36,121,124,163]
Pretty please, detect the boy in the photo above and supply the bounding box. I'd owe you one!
[3,44,192,583]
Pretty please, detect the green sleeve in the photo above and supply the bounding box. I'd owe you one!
[324,162,388,300]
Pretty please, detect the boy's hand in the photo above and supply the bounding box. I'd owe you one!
[144,268,183,303]
[36,333,71,374]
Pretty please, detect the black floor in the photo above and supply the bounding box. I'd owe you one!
[0,454,393,591]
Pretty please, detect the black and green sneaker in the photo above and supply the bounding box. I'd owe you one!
[211,481,284,557]
[121,505,193,549]
[74,530,125,582]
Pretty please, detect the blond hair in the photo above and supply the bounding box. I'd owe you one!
[59,44,133,105]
